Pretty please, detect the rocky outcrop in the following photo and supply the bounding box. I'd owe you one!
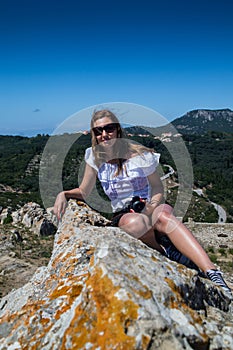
[11,202,57,236]
[0,202,58,298]
[0,200,233,350]
[172,109,233,135]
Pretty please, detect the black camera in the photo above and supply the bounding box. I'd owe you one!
[124,196,146,213]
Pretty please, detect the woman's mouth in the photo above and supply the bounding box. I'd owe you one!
[100,137,115,146]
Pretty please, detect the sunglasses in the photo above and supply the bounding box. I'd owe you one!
[92,123,118,136]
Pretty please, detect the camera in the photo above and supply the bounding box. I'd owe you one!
[124,196,146,213]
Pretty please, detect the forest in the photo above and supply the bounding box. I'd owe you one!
[0,130,233,222]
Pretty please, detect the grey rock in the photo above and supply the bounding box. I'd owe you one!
[0,200,232,350]
[10,202,57,236]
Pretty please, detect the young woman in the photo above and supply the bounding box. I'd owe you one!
[53,109,232,297]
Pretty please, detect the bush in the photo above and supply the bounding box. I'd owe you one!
[218,248,227,256]
[207,246,215,254]
[3,214,13,224]
[209,253,218,264]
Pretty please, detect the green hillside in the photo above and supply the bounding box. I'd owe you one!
[0,131,233,222]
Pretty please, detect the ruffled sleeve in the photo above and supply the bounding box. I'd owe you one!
[127,151,160,176]
[84,147,98,172]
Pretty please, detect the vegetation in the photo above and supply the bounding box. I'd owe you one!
[183,131,233,222]
[206,246,233,273]
[3,214,13,224]
[0,135,49,189]
[0,131,233,222]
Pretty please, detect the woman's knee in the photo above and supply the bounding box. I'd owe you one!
[154,209,171,224]
[153,209,178,233]
[154,203,173,216]
[119,213,151,239]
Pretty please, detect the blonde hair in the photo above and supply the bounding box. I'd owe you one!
[91,109,154,175]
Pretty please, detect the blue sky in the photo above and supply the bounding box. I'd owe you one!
[1,0,233,136]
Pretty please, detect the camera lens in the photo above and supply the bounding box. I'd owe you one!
[132,199,145,213]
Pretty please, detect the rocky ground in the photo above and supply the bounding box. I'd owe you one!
[0,202,233,299]
[186,221,233,289]
[0,222,54,298]
[0,202,57,298]
[1,200,233,350]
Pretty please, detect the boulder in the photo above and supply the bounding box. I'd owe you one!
[0,200,232,350]
[11,202,57,237]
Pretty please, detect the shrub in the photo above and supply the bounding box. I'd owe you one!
[218,248,227,256]
[207,246,215,254]
[3,214,13,224]
[209,254,218,264]
[228,248,233,255]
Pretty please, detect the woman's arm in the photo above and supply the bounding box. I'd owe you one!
[143,171,164,216]
[53,163,97,220]
[148,171,164,205]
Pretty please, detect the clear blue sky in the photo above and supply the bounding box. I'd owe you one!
[1,0,233,136]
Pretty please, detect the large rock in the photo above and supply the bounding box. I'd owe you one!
[0,200,232,350]
[11,202,57,236]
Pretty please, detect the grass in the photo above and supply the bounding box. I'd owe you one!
[206,245,233,273]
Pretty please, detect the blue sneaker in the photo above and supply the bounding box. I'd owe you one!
[206,269,232,298]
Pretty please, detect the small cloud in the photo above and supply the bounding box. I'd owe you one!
[33,108,40,112]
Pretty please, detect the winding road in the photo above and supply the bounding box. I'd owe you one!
[193,189,226,223]
[161,165,226,223]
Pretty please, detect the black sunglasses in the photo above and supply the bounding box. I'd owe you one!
[92,123,118,136]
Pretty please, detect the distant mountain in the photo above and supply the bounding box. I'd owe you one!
[171,109,233,135]
[125,109,233,137]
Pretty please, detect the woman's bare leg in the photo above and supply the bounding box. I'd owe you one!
[118,212,164,253]
[152,205,215,272]
[118,207,231,294]
[117,205,215,271]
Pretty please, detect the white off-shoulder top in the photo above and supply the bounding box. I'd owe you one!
[85,147,160,212]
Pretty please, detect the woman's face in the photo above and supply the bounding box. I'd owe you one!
[92,117,118,149]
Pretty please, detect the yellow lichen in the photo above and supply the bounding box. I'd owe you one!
[61,267,142,349]
[151,255,158,262]
[124,274,152,300]
[123,251,136,259]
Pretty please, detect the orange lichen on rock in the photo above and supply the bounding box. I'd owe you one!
[124,274,153,300]
[0,299,53,349]
[61,266,141,349]
[1,201,232,350]
[52,283,84,321]
[56,225,78,244]
[50,246,95,273]
[151,255,158,262]
[0,275,86,348]
[49,282,83,301]
[164,277,207,325]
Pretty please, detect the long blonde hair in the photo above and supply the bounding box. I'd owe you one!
[91,109,154,175]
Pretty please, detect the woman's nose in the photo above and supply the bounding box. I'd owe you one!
[102,129,108,137]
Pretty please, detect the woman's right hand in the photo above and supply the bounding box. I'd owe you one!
[53,191,68,221]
